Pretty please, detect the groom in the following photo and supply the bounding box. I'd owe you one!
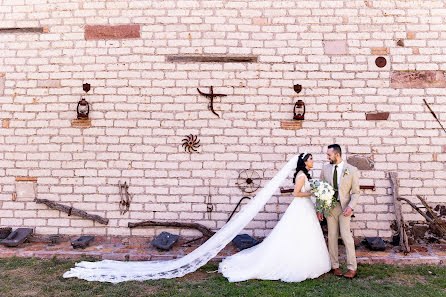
[318,144,360,279]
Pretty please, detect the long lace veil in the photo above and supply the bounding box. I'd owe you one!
[63,154,299,283]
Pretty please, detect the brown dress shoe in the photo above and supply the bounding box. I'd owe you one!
[344,270,357,279]
[332,268,343,276]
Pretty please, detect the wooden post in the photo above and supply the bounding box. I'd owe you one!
[388,172,410,253]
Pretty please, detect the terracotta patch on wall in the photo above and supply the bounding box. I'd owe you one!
[85,25,140,40]
[366,112,390,120]
[390,71,446,88]
[15,177,38,182]
[280,121,302,130]
[71,119,91,128]
[371,48,389,55]
[252,18,268,25]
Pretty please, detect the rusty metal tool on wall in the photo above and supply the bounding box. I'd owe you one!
[423,99,446,133]
[118,181,132,215]
[197,86,227,118]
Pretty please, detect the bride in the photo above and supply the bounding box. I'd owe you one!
[63,153,330,283]
[219,153,331,282]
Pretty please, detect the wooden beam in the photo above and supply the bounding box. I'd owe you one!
[35,198,109,225]
[166,55,258,63]
[128,220,215,238]
[0,27,46,33]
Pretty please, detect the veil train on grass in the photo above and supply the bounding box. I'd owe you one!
[63,155,299,283]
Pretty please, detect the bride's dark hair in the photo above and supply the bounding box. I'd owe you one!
[293,153,312,184]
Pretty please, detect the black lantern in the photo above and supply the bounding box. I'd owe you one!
[293,99,305,120]
[77,98,90,119]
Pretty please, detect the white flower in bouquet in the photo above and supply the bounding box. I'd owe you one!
[309,179,336,214]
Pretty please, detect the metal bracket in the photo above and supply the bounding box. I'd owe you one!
[118,181,132,215]
[227,196,251,222]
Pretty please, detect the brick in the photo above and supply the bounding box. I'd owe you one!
[280,120,303,130]
[0,1,444,240]
[366,112,390,120]
[71,119,91,128]
[84,25,140,40]
[371,47,389,55]
[0,75,4,95]
[37,79,61,88]
[323,40,347,55]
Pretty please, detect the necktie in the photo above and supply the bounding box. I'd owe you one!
[333,165,338,200]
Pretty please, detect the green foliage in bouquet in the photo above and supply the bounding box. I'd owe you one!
[309,179,336,214]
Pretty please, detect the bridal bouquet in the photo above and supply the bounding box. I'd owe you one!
[309,179,336,213]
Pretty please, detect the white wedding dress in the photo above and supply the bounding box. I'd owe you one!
[219,173,331,282]
[63,155,329,283]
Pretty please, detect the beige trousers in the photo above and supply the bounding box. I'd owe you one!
[326,202,357,271]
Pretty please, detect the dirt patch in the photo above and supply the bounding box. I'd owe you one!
[180,269,212,283]
[142,286,160,295]
[391,273,427,287]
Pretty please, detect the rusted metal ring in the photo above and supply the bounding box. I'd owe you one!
[375,56,387,68]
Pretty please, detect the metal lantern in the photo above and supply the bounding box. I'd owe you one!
[293,99,305,120]
[77,98,90,119]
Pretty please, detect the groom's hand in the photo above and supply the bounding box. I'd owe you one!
[317,212,324,221]
[343,206,353,217]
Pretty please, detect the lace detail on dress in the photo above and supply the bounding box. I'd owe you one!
[63,155,301,283]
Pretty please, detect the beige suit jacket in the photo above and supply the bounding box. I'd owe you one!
[320,162,360,210]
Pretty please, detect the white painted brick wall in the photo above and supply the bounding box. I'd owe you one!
[0,0,445,239]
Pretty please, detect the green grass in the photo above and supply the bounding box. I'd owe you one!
[0,256,445,297]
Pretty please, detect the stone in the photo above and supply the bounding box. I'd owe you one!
[390,71,446,88]
[364,237,387,251]
[323,40,347,55]
[151,232,179,251]
[84,25,140,40]
[0,227,12,240]
[1,228,34,247]
[71,236,95,249]
[347,154,374,170]
[232,234,259,250]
